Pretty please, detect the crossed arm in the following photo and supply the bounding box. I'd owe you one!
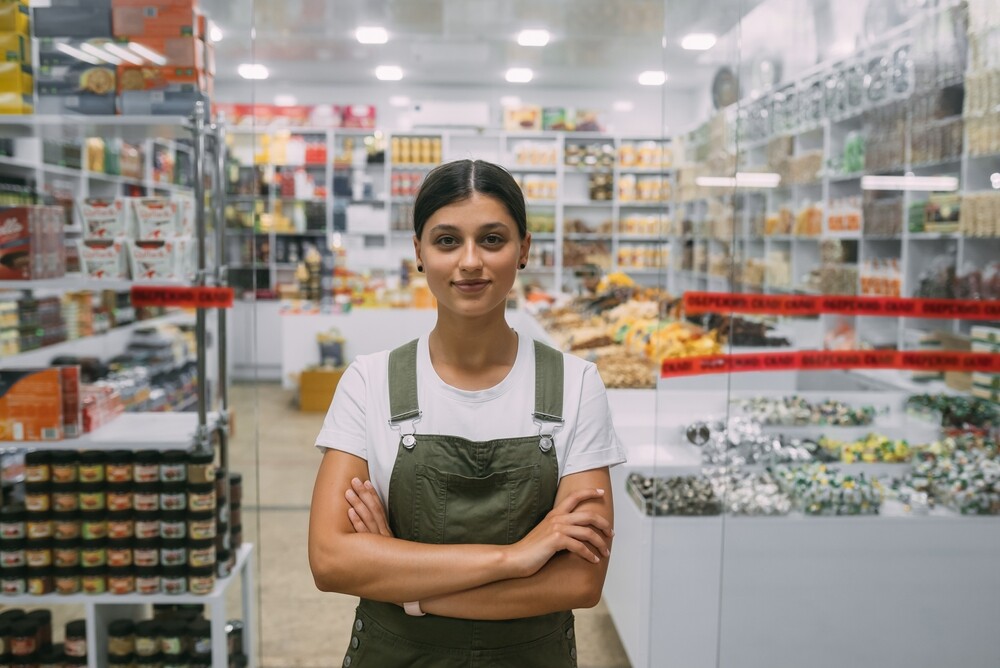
[307,449,615,620]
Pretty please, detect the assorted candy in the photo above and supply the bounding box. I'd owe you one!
[773,464,883,516]
[905,394,998,431]
[626,473,721,516]
[820,433,914,464]
[735,396,877,427]
[707,470,791,516]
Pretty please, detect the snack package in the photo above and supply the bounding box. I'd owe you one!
[173,236,197,281]
[128,197,178,240]
[0,368,65,441]
[173,194,195,236]
[78,198,126,239]
[78,239,129,279]
[128,239,177,281]
[0,206,50,280]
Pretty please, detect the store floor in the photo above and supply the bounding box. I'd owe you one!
[230,382,632,668]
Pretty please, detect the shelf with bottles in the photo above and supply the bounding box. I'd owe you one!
[508,139,559,170]
[389,135,442,168]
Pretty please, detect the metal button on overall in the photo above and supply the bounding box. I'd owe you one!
[566,628,574,640]
[343,655,351,667]
[351,636,359,649]
[354,619,363,632]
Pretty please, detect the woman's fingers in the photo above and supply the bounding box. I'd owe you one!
[348,478,393,537]
[345,488,380,533]
[560,534,602,564]
[566,511,614,536]
[560,524,610,557]
[347,507,369,533]
[552,488,606,515]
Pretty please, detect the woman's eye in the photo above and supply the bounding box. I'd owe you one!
[435,236,458,246]
[483,234,504,245]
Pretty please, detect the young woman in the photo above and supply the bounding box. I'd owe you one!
[309,159,626,667]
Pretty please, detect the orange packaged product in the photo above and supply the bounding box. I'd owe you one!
[112,5,201,38]
[0,368,65,441]
[117,64,208,93]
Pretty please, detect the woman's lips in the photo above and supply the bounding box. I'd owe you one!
[452,280,490,293]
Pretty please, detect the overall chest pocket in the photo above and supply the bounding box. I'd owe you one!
[412,464,542,545]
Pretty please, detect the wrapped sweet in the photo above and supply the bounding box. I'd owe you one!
[773,464,882,515]
[735,396,876,427]
[626,473,721,516]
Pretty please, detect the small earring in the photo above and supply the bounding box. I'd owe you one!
[417,265,423,272]
[519,263,526,270]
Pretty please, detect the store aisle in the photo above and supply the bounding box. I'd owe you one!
[229,382,632,668]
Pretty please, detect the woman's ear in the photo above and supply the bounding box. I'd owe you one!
[412,235,422,268]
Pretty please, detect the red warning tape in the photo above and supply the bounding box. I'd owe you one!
[661,350,1000,378]
[131,286,234,309]
[683,291,1000,320]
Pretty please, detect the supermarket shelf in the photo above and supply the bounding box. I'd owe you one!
[0,155,186,191]
[565,233,612,239]
[565,200,614,207]
[0,411,221,450]
[619,201,671,208]
[0,277,189,291]
[525,199,558,206]
[908,232,962,240]
[619,235,666,242]
[0,115,192,141]
[509,165,558,173]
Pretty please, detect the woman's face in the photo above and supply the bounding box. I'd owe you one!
[414,192,530,319]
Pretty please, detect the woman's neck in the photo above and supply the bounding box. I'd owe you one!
[428,307,518,389]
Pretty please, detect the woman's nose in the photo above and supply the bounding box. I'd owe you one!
[459,241,483,271]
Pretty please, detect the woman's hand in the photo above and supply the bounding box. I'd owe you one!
[345,477,394,538]
[503,488,613,579]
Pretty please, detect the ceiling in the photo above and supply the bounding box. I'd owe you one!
[199,0,763,90]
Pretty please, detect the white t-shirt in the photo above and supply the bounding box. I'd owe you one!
[315,330,627,508]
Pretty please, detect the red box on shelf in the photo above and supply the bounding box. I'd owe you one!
[117,64,209,93]
[112,4,202,38]
[0,206,65,280]
[341,104,376,129]
[0,368,65,441]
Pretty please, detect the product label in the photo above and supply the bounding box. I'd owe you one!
[78,239,128,279]
[129,239,177,281]
[1,522,25,539]
[79,199,125,238]
[135,549,159,567]
[131,285,235,309]
[131,198,178,240]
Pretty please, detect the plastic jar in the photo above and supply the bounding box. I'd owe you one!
[159,451,188,484]
[10,621,37,656]
[108,514,135,540]
[134,620,160,656]
[24,451,51,483]
[64,619,87,658]
[108,567,135,595]
[135,566,161,595]
[161,567,187,595]
[53,511,81,540]
[27,566,54,595]
[0,505,26,539]
[133,538,160,568]
[1,540,26,568]
[25,539,53,568]
[78,483,106,512]
[230,504,242,529]
[109,653,135,668]
[188,566,215,596]
[187,619,211,658]
[187,539,215,569]
[50,450,78,484]
[187,513,215,541]
[135,512,160,540]
[229,472,242,506]
[107,484,133,512]
[54,566,82,595]
[81,568,106,594]
[214,468,227,500]
[160,512,187,540]
[24,483,51,513]
[160,539,186,567]
[107,540,133,568]
[108,619,135,657]
[187,484,216,513]
[80,539,106,569]
[51,484,79,512]
[77,451,106,484]
[159,620,185,654]
[187,452,215,485]
[133,451,161,484]
[80,511,108,540]
[215,523,231,552]
[160,484,187,512]
[133,483,161,512]
[26,516,53,540]
[53,539,81,568]
[25,609,50,648]
[1,567,27,595]
[105,450,134,483]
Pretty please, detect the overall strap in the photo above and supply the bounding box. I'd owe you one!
[387,339,420,423]
[532,340,565,424]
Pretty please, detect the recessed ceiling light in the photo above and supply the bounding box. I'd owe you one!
[375,65,403,81]
[274,94,298,107]
[103,42,144,65]
[127,42,167,65]
[613,100,634,112]
[505,67,533,83]
[681,33,717,50]
[356,26,388,44]
[517,29,550,47]
[389,95,411,107]
[209,22,224,43]
[500,96,522,108]
[238,63,269,80]
[638,70,666,86]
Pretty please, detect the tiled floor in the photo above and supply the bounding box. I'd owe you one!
[230,382,632,668]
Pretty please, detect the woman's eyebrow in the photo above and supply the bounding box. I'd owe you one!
[428,222,508,234]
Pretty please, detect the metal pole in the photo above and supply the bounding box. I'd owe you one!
[190,101,211,455]
[211,115,232,507]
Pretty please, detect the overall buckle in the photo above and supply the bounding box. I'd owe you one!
[533,417,562,453]
[388,412,422,450]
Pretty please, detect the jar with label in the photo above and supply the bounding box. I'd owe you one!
[188,566,215,596]
[105,450,134,483]
[160,512,187,540]
[134,620,159,656]
[27,566,54,595]
[53,511,82,540]
[160,539,186,568]
[24,451,51,483]
[81,568,107,594]
[135,566,161,595]
[108,619,135,657]
[107,484,133,512]
[80,511,107,540]
[217,500,229,525]
[134,483,161,513]
[26,609,51,647]
[214,468,227,500]
[53,539,81,568]
[10,621,37,656]
[230,504,242,529]
[187,452,215,485]
[229,472,242,506]
[26,516,52,540]
[160,451,188,483]
[0,505,26,539]
[187,619,211,658]
[160,483,187,512]
[78,483,106,512]
[133,451,160,484]
[215,523,230,552]
[1,540,26,568]
[187,484,215,513]
[161,567,187,595]
[187,539,215,569]
[109,654,135,668]
[108,567,135,595]
[1,567,27,595]
[159,619,185,654]
[78,451,106,484]
[133,538,160,568]
[232,524,242,547]
[108,514,134,540]
[54,566,82,595]
[80,539,106,569]
[107,540,133,568]
[135,512,160,539]
[50,450,78,484]
[64,619,87,658]
[24,483,51,513]
[25,539,53,568]
[187,512,215,541]
[52,484,79,512]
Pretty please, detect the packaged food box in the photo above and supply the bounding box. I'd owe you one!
[78,198,125,239]
[112,5,201,38]
[117,64,208,93]
[0,2,28,34]
[128,238,177,281]
[0,61,31,93]
[36,94,117,115]
[34,5,114,38]
[121,35,208,69]
[37,62,117,97]
[0,32,29,63]
[118,88,207,116]
[341,104,376,129]
[299,367,345,412]
[0,91,30,113]
[173,235,196,281]
[0,206,45,280]
[128,197,177,240]
[0,368,65,441]
[173,194,194,236]
[60,365,83,438]
[971,326,1000,347]
[78,238,129,279]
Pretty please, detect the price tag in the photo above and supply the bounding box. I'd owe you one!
[130,286,234,309]
[661,351,1000,378]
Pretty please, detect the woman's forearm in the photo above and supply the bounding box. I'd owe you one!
[419,552,607,620]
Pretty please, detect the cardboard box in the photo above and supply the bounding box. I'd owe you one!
[0,32,29,64]
[78,238,129,279]
[128,239,178,280]
[78,198,126,239]
[0,91,30,113]
[36,94,116,115]
[0,368,65,441]
[128,197,177,239]
[0,3,28,33]
[0,207,42,280]
[0,61,31,93]
[34,6,113,38]
[299,368,345,412]
[60,365,82,438]
[112,6,201,38]
[117,64,208,93]
[121,36,208,69]
[119,88,207,116]
[936,331,973,393]
[37,62,117,97]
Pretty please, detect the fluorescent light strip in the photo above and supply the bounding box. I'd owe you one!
[860,175,958,191]
[517,29,550,47]
[209,22,224,43]
[55,42,103,65]
[103,42,145,65]
[506,67,533,83]
[696,172,782,188]
[638,70,666,86]
[375,65,403,81]
[356,26,388,44]
[238,63,269,80]
[127,42,168,66]
[80,42,122,65]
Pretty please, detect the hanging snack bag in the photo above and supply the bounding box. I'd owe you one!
[78,239,129,279]
[129,198,178,241]
[128,239,177,281]
[78,198,125,239]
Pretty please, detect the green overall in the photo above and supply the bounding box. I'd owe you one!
[341,339,578,668]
